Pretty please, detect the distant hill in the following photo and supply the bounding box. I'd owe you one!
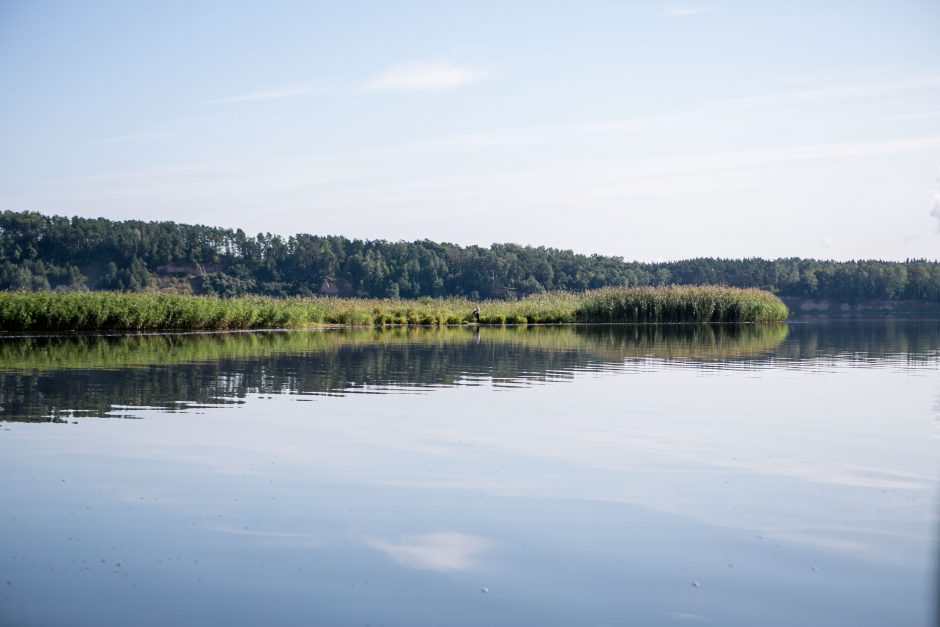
[0,210,937,304]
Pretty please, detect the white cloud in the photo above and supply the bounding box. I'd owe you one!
[667,613,713,623]
[364,61,489,92]
[579,111,698,133]
[931,168,940,232]
[576,73,940,138]
[363,127,551,158]
[86,130,175,146]
[887,110,940,121]
[692,136,940,165]
[365,531,493,572]
[712,73,940,109]
[207,85,315,104]
[659,6,708,17]
[41,134,940,232]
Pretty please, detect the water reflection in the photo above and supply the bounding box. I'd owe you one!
[0,321,937,627]
[365,532,494,572]
[0,322,938,422]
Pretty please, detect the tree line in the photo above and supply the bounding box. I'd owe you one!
[0,210,937,302]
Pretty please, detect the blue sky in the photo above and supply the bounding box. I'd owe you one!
[1,0,939,261]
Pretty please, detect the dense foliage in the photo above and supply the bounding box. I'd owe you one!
[0,210,937,302]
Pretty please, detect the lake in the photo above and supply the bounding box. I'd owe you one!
[0,322,938,627]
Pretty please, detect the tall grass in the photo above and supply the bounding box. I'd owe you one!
[0,292,328,332]
[577,286,789,324]
[0,286,787,332]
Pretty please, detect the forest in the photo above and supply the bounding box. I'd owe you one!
[0,210,937,302]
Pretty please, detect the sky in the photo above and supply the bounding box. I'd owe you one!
[1,0,939,262]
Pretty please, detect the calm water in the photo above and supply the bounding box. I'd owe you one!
[0,322,938,627]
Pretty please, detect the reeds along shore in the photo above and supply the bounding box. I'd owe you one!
[0,286,788,332]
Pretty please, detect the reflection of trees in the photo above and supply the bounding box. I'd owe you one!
[0,325,790,372]
[1,321,936,422]
[770,321,940,364]
[1,325,788,422]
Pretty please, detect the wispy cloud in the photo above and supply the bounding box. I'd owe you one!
[207,85,317,104]
[365,127,551,157]
[889,110,940,121]
[746,136,940,162]
[86,130,175,146]
[930,167,940,232]
[659,6,708,17]
[712,73,940,109]
[304,135,940,219]
[578,72,940,134]
[364,61,489,92]
[667,613,713,623]
[82,113,224,146]
[579,111,698,133]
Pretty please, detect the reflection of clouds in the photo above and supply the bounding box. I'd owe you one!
[711,458,931,490]
[934,390,940,439]
[366,532,493,572]
[768,523,931,554]
[667,612,713,622]
[94,361,939,567]
[207,526,327,548]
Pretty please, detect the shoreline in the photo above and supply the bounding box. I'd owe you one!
[4,317,938,340]
[0,319,793,339]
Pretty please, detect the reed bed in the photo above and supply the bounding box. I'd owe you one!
[577,286,789,324]
[0,286,787,332]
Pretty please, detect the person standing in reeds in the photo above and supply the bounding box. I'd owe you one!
[472,305,480,323]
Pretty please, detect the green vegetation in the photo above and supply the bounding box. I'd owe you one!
[0,287,786,332]
[1,210,938,303]
[578,286,789,324]
[0,291,326,332]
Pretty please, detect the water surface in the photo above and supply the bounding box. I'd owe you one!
[1,322,938,626]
